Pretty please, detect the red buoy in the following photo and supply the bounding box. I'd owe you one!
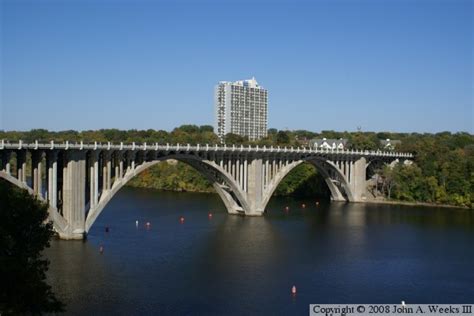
[302,204,306,208]
[285,206,289,211]
[315,201,320,206]
[208,212,213,219]
[180,216,185,223]
[291,285,297,295]
[145,222,151,229]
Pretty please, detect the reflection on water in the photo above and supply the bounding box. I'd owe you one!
[45,188,474,315]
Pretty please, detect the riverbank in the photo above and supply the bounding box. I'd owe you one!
[125,184,471,210]
[125,160,472,209]
[363,198,471,210]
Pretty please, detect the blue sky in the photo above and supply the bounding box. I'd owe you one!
[1,0,472,133]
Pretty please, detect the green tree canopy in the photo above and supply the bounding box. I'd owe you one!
[0,180,64,314]
[276,130,291,145]
[224,133,246,144]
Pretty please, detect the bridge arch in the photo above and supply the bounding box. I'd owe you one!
[84,154,248,233]
[259,157,354,213]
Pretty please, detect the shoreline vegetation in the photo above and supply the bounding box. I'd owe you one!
[1,126,472,209]
[126,182,470,210]
[361,198,470,210]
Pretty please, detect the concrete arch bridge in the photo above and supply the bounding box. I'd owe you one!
[0,140,412,239]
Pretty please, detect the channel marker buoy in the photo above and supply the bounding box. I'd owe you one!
[291,285,297,295]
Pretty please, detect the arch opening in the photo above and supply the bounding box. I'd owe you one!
[271,163,331,200]
[84,155,246,233]
[126,159,215,194]
[261,159,351,214]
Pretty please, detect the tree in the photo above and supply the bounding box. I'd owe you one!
[224,133,246,144]
[267,128,278,136]
[349,132,378,150]
[276,131,290,145]
[380,165,397,199]
[199,125,214,133]
[0,180,64,314]
[175,124,200,134]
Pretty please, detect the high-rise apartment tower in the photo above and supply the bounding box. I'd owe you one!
[214,77,268,141]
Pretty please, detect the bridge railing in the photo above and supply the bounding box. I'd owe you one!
[0,139,413,158]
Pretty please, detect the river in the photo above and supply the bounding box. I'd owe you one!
[45,187,474,315]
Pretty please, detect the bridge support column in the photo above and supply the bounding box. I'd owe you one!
[47,151,58,208]
[32,151,43,197]
[17,150,27,184]
[350,157,367,202]
[246,158,264,216]
[107,155,112,190]
[119,157,124,179]
[2,151,12,174]
[89,152,99,208]
[131,153,136,172]
[61,151,86,239]
[102,155,107,191]
[243,158,248,192]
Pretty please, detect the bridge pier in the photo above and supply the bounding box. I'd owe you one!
[351,157,367,201]
[61,150,87,239]
[246,158,264,216]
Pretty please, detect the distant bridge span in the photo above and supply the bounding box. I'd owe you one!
[0,140,412,239]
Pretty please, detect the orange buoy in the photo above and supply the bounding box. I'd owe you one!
[291,285,297,295]
[302,203,306,208]
[99,245,104,254]
[180,216,185,223]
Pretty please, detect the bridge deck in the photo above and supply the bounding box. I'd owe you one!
[0,140,413,158]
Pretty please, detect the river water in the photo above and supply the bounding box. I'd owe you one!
[45,187,474,315]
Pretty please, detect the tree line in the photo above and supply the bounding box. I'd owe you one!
[1,127,472,208]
